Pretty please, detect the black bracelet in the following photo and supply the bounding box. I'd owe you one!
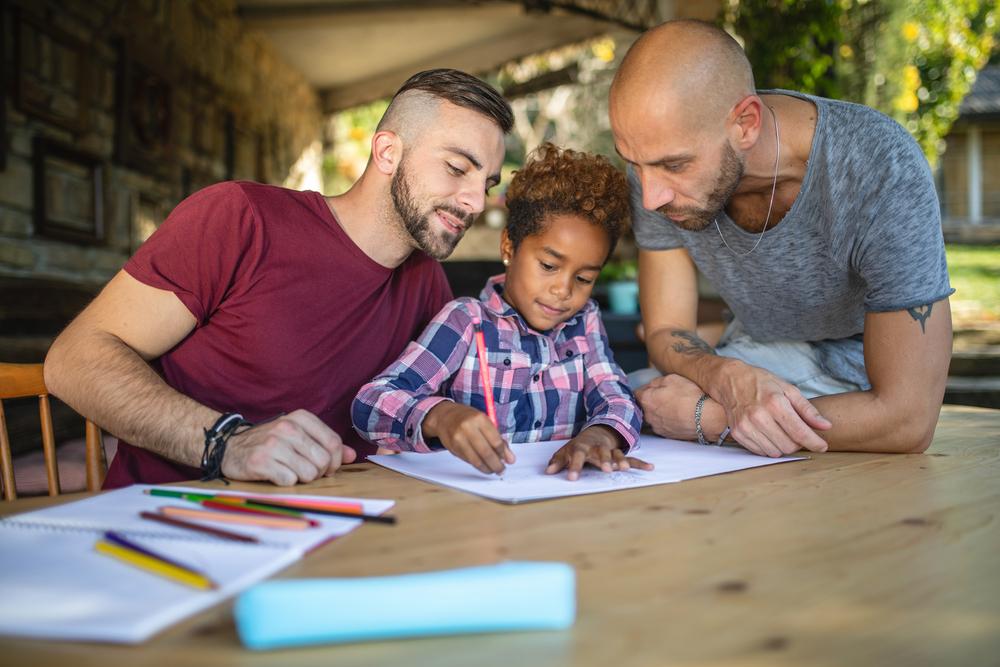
[201,413,253,483]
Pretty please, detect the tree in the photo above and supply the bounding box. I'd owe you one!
[723,0,1000,166]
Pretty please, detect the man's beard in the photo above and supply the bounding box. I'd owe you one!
[658,141,744,232]
[390,160,472,260]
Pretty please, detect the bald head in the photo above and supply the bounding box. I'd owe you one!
[611,20,754,132]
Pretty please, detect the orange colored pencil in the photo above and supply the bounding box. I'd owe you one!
[225,495,364,513]
[160,505,311,530]
[201,499,320,526]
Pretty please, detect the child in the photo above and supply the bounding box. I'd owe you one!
[352,143,650,480]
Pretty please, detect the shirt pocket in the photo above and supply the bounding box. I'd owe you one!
[488,348,533,405]
[551,338,591,394]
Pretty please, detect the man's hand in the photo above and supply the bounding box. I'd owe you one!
[545,425,653,481]
[712,360,831,456]
[635,373,707,440]
[222,409,356,486]
[423,402,515,475]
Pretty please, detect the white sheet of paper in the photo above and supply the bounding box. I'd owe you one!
[370,435,804,503]
[0,484,394,643]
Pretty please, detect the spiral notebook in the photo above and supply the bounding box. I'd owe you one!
[0,484,393,644]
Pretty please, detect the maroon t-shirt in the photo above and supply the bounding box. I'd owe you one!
[103,181,452,488]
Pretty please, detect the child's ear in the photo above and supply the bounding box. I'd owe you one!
[500,229,514,265]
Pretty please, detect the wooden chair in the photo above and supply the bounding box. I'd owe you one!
[0,363,106,500]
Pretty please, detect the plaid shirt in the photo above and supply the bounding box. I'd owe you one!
[352,274,642,453]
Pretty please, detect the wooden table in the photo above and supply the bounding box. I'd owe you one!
[2,405,999,667]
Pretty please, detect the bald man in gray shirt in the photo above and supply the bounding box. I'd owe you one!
[610,20,952,457]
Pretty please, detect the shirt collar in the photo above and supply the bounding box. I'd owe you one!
[478,273,595,336]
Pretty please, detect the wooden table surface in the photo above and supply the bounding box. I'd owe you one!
[2,405,998,667]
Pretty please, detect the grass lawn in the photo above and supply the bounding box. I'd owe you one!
[947,244,1000,327]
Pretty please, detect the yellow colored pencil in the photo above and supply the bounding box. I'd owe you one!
[95,540,218,590]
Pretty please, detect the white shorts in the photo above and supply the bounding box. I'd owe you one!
[628,320,863,398]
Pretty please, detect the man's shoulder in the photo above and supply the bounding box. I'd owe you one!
[769,89,907,134]
[188,180,315,206]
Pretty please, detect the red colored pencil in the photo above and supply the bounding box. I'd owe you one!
[472,317,498,428]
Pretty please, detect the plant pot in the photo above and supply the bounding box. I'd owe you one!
[607,280,639,315]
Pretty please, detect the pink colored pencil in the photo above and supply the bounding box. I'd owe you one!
[472,317,498,428]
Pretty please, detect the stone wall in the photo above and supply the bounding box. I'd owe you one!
[0,0,321,291]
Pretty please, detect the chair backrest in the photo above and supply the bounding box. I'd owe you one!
[0,363,106,500]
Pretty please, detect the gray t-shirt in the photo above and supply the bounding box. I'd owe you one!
[631,90,953,388]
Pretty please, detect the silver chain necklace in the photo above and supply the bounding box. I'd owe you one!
[714,104,780,256]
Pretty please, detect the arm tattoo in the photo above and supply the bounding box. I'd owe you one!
[669,329,716,356]
[907,303,933,334]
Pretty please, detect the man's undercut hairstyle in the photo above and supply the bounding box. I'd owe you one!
[377,69,513,137]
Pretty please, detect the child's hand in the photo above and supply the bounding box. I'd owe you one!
[423,402,515,475]
[545,425,653,481]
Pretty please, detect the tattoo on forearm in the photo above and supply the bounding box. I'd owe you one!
[907,303,933,334]
[669,329,716,356]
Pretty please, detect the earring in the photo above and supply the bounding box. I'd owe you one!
[502,258,510,266]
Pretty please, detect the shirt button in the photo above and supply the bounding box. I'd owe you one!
[406,427,414,437]
[503,358,511,366]
[565,350,574,358]
[534,420,542,429]
[533,374,540,382]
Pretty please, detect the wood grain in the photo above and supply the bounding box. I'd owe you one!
[1,405,998,667]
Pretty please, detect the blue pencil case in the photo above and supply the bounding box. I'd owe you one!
[234,561,575,650]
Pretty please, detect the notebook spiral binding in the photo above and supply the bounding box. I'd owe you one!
[0,518,287,549]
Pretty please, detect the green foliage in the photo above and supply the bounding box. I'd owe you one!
[724,0,844,98]
[946,243,1000,322]
[323,99,389,195]
[599,258,638,283]
[723,0,1000,166]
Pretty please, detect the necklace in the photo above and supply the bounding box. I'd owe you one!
[714,104,780,256]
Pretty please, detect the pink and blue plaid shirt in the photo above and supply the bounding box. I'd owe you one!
[352,274,642,453]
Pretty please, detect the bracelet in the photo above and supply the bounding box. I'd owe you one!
[694,394,730,446]
[201,412,252,483]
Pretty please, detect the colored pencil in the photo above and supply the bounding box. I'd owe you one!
[143,488,393,523]
[139,510,259,543]
[104,531,198,571]
[206,496,307,517]
[251,497,363,513]
[146,488,365,513]
[201,499,320,526]
[472,317,498,428]
[243,498,397,524]
[95,537,217,590]
[160,505,311,530]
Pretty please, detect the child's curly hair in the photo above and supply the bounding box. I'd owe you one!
[505,142,631,259]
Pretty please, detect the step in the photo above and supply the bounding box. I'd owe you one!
[945,376,1000,409]
[949,349,1000,377]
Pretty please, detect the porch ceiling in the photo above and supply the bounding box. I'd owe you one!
[235,0,644,112]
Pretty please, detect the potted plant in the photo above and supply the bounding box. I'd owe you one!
[600,258,639,315]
